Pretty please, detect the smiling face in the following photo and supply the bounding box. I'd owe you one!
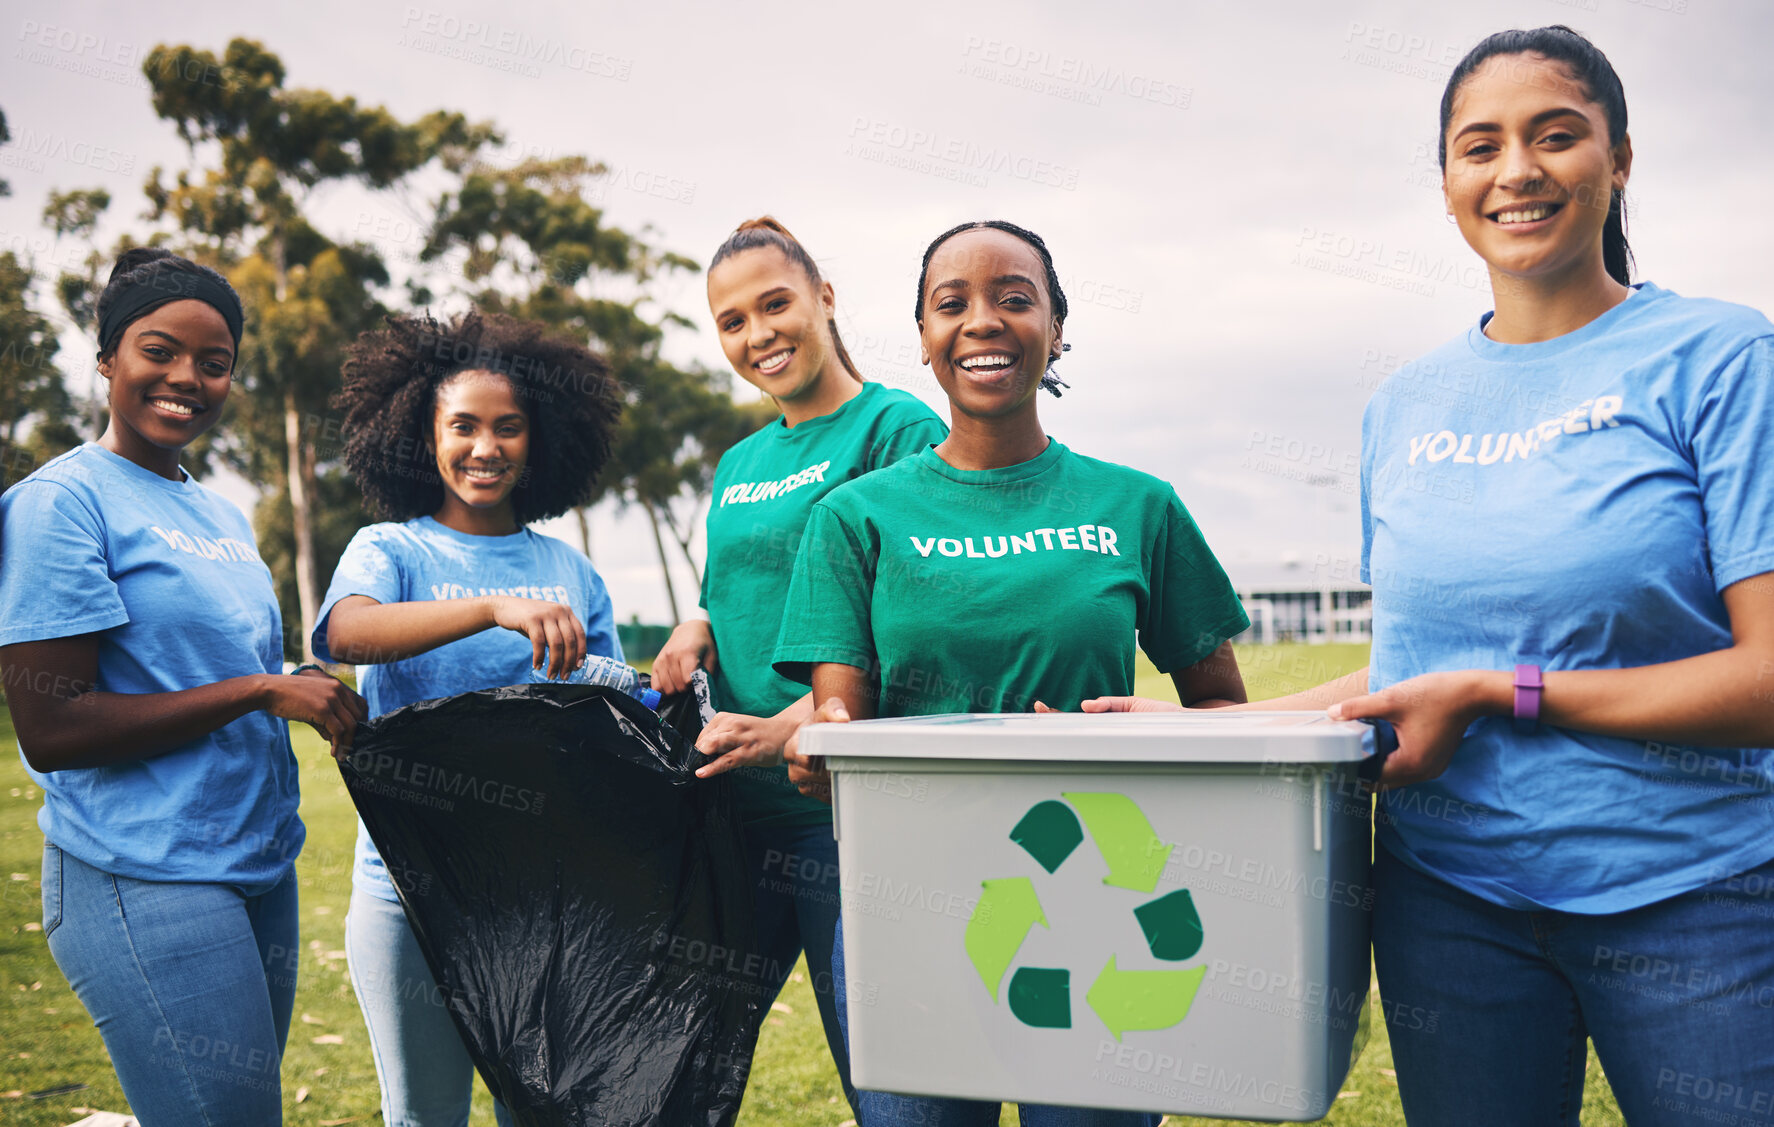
[430,370,530,519]
[1442,52,1631,285]
[98,299,236,476]
[707,246,840,406]
[918,228,1062,421]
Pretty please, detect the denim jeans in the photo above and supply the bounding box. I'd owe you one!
[345,888,515,1127]
[743,819,855,1113]
[42,842,297,1126]
[829,907,1161,1127]
[1373,841,1774,1127]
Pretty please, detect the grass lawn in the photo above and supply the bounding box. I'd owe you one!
[0,645,1626,1125]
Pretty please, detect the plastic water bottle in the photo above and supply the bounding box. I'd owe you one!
[531,654,662,709]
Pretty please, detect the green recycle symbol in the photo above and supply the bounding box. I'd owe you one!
[963,792,1206,1041]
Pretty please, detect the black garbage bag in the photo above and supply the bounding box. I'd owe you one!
[339,680,762,1127]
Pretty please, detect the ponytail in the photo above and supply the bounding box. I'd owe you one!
[1438,25,1634,285]
[710,217,864,383]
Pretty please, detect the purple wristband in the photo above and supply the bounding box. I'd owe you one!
[1513,664,1543,734]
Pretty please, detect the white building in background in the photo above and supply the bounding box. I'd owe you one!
[1228,563,1372,645]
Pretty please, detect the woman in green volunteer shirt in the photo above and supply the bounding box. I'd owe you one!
[774,220,1249,1126]
[651,217,946,1110]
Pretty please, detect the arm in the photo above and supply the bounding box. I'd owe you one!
[1333,575,1774,786]
[326,593,586,680]
[2,635,367,771]
[1171,640,1248,708]
[780,662,879,803]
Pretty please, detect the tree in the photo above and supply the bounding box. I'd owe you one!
[139,38,496,658]
[0,250,78,491]
[43,187,115,444]
[419,156,768,621]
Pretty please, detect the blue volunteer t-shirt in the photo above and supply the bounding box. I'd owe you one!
[312,516,621,901]
[0,443,300,889]
[1361,282,1774,913]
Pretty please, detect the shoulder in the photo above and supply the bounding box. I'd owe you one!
[1053,444,1176,502]
[183,477,258,540]
[341,518,430,559]
[830,447,930,505]
[719,419,781,464]
[866,385,945,430]
[523,527,596,571]
[2,447,111,527]
[1632,284,1773,350]
[1607,286,1774,402]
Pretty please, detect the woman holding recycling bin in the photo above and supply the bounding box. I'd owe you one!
[1083,26,1774,1125]
[774,218,1250,1126]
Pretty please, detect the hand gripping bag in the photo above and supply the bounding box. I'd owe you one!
[339,679,762,1126]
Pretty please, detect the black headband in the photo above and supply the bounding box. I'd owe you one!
[97,262,245,358]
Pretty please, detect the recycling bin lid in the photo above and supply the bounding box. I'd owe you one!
[803,710,1373,765]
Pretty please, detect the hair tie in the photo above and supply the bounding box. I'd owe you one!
[98,262,245,357]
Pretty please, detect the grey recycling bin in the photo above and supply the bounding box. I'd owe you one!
[803,711,1374,1121]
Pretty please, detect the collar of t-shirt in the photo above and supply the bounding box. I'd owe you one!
[1469,282,1661,361]
[763,379,883,443]
[914,436,1064,486]
[86,441,198,493]
[413,514,533,550]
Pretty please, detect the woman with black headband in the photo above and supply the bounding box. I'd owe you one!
[0,247,365,1123]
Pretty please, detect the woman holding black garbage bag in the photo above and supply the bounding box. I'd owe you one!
[0,247,366,1124]
[315,308,624,1127]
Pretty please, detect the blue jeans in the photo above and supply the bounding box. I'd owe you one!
[744,819,855,1113]
[1373,841,1774,1127]
[345,888,515,1127]
[829,907,1160,1127]
[42,842,297,1126]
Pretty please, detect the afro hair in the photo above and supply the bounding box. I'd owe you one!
[333,308,622,524]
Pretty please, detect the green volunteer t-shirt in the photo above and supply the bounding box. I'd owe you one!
[703,380,947,826]
[773,439,1249,716]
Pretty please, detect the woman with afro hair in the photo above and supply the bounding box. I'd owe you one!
[312,307,624,1127]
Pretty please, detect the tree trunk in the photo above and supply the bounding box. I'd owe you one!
[270,232,320,662]
[574,506,593,561]
[642,499,680,625]
[284,386,320,661]
[657,499,704,591]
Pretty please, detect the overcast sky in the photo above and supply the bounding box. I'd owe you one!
[4,0,1770,624]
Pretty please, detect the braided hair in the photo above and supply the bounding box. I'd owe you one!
[915,220,1071,396]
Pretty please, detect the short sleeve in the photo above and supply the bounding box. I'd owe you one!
[772,502,878,684]
[311,527,405,662]
[867,416,947,472]
[1138,492,1250,672]
[1691,337,1774,592]
[0,481,130,646]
